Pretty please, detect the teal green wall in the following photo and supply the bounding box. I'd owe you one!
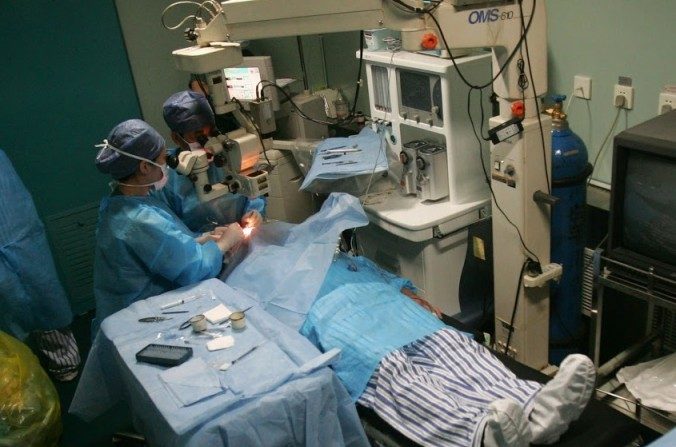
[0,1,141,219]
[548,0,676,184]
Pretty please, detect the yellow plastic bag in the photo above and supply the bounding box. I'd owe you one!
[0,331,61,447]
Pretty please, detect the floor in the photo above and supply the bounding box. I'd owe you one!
[47,311,135,447]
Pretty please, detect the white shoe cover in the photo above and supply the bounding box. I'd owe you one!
[482,399,532,447]
[529,354,596,444]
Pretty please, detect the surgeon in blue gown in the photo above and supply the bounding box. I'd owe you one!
[0,149,81,381]
[93,119,244,333]
[157,91,265,233]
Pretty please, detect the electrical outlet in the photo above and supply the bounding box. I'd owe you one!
[658,91,676,115]
[613,84,634,109]
[573,75,591,99]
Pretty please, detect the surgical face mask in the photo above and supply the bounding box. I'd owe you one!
[150,164,169,190]
[95,139,168,190]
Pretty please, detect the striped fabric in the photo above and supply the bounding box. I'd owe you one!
[35,328,81,381]
[358,328,541,447]
[301,282,445,400]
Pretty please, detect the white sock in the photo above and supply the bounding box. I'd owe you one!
[529,354,596,444]
[482,399,532,447]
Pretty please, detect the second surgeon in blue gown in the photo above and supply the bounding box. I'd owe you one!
[93,119,245,333]
[157,91,265,233]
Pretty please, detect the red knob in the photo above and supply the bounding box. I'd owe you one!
[511,101,525,119]
[421,33,438,50]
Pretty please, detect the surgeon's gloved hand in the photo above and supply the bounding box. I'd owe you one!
[215,223,245,254]
[195,232,220,245]
[240,210,262,229]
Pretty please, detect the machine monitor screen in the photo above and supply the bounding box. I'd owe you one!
[400,70,432,111]
[224,66,262,101]
[223,56,279,110]
[621,151,676,266]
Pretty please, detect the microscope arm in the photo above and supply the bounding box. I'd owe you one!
[185,0,546,106]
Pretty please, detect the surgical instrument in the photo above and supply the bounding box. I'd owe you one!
[324,148,362,154]
[179,317,195,330]
[321,160,358,166]
[139,316,172,323]
[216,305,254,326]
[162,310,189,314]
[219,343,262,370]
[161,295,200,310]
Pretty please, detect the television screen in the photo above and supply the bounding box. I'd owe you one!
[621,151,676,266]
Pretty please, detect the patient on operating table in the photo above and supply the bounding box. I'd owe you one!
[300,254,596,447]
[226,193,595,447]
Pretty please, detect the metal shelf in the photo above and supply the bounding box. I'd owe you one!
[590,256,676,376]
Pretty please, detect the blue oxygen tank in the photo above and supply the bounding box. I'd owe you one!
[548,95,592,365]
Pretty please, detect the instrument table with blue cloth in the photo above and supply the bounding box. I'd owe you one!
[69,279,368,447]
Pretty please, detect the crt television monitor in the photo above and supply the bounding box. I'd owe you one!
[223,56,279,111]
[607,110,676,288]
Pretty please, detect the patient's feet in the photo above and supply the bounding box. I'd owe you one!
[529,354,596,444]
[482,399,532,447]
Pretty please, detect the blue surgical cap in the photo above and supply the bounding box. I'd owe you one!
[95,119,165,180]
[163,90,215,135]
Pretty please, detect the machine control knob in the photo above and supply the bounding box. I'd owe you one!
[184,27,198,42]
[167,154,179,169]
[504,165,516,176]
[414,115,420,123]
[401,112,408,119]
[203,184,212,193]
[426,117,434,126]
[225,175,234,181]
[399,151,410,165]
[213,154,225,167]
[416,156,426,170]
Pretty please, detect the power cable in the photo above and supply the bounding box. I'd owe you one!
[587,104,624,187]
[230,97,273,170]
[504,260,529,355]
[517,0,550,194]
[467,87,541,264]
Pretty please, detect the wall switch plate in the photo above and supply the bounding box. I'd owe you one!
[573,75,591,99]
[614,84,634,109]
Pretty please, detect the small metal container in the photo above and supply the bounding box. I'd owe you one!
[189,314,207,332]
[230,311,246,331]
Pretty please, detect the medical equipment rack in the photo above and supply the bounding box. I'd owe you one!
[589,256,676,435]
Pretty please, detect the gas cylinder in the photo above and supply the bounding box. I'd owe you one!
[547,95,593,364]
